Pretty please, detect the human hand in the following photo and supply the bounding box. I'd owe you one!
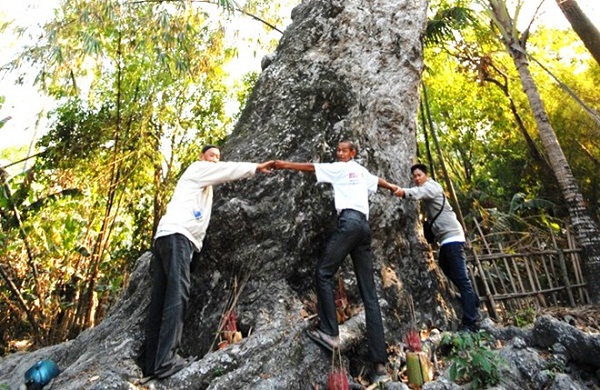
[257,160,274,173]
[394,187,405,197]
[273,160,286,170]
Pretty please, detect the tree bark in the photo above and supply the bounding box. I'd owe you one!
[555,0,600,68]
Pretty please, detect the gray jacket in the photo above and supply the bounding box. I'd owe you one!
[403,178,464,243]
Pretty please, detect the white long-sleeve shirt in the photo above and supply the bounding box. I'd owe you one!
[155,161,257,251]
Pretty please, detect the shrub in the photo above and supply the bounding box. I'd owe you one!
[440,331,505,389]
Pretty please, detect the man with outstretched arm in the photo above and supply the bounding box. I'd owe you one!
[273,140,398,383]
[142,145,273,380]
[394,163,480,332]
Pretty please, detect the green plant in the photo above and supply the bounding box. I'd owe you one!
[546,354,566,378]
[513,306,536,327]
[441,331,504,389]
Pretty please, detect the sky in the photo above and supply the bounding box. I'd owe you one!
[0,0,598,155]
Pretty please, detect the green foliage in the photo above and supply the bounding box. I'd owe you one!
[441,331,505,389]
[37,100,113,170]
[512,306,536,327]
[231,71,260,122]
[422,0,600,234]
[1,0,286,352]
[425,5,478,47]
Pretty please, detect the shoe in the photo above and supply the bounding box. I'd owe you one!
[153,354,196,379]
[371,373,391,384]
[138,375,155,385]
[371,363,391,384]
[458,323,479,333]
[306,328,340,352]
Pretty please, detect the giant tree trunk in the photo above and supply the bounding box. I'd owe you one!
[488,0,600,304]
[555,0,600,67]
[0,0,459,389]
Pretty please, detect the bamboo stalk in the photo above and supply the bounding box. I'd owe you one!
[498,243,523,312]
[550,230,575,306]
[498,243,518,311]
[567,227,588,303]
[533,237,557,306]
[511,254,527,299]
[533,254,547,307]
[472,219,502,317]
[465,223,590,317]
[489,285,580,300]
[523,252,545,307]
[469,245,498,320]
[496,243,515,319]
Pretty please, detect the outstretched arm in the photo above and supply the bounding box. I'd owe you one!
[378,177,400,194]
[256,160,274,173]
[274,160,315,172]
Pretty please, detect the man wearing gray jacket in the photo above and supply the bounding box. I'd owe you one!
[142,145,273,379]
[395,163,480,332]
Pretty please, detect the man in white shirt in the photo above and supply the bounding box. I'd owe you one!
[274,140,398,382]
[142,145,273,380]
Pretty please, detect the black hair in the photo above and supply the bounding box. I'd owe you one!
[202,144,220,154]
[410,163,428,174]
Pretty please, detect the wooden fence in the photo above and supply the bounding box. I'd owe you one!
[461,225,589,322]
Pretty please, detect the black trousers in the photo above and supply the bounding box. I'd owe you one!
[143,233,194,375]
[315,209,387,364]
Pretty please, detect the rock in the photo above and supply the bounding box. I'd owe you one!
[547,373,585,390]
[383,381,411,389]
[422,377,460,389]
[498,341,546,386]
[532,315,600,369]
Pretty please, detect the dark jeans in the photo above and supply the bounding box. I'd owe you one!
[438,242,480,328]
[315,209,387,364]
[143,233,194,375]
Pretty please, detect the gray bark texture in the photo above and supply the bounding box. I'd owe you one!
[1,0,444,388]
[1,1,600,388]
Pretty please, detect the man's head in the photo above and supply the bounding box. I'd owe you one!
[201,145,221,163]
[336,140,357,162]
[410,163,429,186]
